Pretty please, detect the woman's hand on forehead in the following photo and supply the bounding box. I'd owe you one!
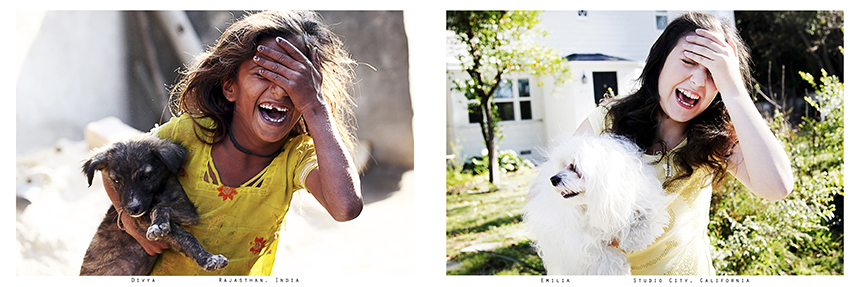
[253,36,326,114]
[681,29,744,96]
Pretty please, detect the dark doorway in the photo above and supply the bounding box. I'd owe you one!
[592,71,618,105]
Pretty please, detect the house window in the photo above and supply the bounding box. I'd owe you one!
[467,78,533,123]
[493,80,513,99]
[496,102,515,121]
[518,78,530,98]
[655,11,668,30]
[467,103,482,123]
[520,101,532,120]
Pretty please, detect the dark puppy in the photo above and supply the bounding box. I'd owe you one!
[80,134,228,275]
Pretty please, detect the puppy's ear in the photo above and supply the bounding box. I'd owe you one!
[82,150,110,187]
[154,140,188,176]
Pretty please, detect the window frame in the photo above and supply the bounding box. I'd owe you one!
[655,10,668,30]
[466,77,534,124]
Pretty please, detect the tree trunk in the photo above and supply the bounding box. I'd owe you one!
[480,96,500,184]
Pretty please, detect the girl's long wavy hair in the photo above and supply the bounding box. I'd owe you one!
[604,12,752,188]
[169,10,358,153]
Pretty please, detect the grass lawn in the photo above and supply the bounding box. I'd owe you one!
[446,167,546,275]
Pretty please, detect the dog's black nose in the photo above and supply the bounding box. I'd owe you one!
[126,200,146,217]
[550,175,561,186]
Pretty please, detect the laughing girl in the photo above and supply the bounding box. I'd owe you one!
[574,12,793,275]
[104,10,362,275]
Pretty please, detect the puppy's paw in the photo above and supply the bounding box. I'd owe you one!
[203,254,229,271]
[146,223,170,241]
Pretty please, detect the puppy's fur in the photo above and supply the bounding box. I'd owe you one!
[80,134,228,275]
[524,134,670,275]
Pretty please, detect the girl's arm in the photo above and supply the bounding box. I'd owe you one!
[684,29,793,201]
[255,36,362,221]
[302,110,364,222]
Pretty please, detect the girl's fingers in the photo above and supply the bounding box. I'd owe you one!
[256,44,307,75]
[694,29,729,48]
[688,29,734,58]
[694,29,717,41]
[254,39,322,86]
[252,37,324,112]
[311,47,321,74]
[275,36,312,65]
[683,50,708,64]
[682,43,714,62]
[253,55,300,79]
[256,64,297,92]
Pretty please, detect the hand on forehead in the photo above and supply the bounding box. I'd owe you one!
[258,35,311,61]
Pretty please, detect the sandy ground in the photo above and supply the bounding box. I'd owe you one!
[15,138,415,277]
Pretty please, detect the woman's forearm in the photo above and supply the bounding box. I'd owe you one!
[722,90,794,201]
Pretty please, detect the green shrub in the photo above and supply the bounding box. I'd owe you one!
[461,150,535,175]
[708,70,843,275]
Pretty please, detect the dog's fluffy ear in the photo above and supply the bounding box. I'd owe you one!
[82,149,110,187]
[153,139,188,176]
[581,136,637,233]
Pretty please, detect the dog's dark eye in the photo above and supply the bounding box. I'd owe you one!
[568,163,581,177]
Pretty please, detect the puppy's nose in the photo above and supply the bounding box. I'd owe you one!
[127,203,143,215]
[126,198,146,216]
[550,175,561,186]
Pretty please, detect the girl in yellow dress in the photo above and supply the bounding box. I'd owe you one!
[101,10,363,275]
[573,12,793,275]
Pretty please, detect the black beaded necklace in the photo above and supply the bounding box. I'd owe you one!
[228,128,284,158]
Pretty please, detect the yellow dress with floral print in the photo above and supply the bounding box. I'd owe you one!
[149,114,317,275]
[588,105,717,275]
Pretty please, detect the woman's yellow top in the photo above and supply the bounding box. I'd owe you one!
[588,106,717,275]
[149,114,318,275]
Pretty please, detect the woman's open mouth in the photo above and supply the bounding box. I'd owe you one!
[676,88,700,109]
[258,102,289,124]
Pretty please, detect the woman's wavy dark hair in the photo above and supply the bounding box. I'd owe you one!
[169,10,357,153]
[604,12,752,188]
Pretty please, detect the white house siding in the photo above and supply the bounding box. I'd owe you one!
[540,10,664,62]
[540,10,735,62]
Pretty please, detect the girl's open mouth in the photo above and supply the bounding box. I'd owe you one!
[676,88,700,109]
[258,102,288,124]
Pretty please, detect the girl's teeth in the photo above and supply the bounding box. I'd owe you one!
[677,89,700,108]
[259,103,288,123]
[259,103,287,112]
[679,89,699,100]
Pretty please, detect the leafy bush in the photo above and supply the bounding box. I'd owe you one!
[461,150,535,175]
[708,70,843,275]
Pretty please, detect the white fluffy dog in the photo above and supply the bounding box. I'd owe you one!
[524,134,670,275]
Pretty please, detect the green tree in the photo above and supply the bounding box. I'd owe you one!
[736,11,843,104]
[446,11,570,183]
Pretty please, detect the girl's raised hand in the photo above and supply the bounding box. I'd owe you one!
[253,36,327,115]
[681,29,746,97]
